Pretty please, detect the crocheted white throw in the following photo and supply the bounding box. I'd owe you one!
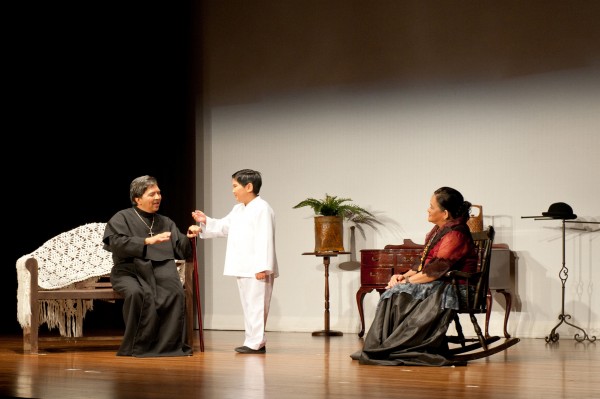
[16,222,114,338]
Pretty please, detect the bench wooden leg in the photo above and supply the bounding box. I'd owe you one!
[23,326,32,353]
[28,260,40,354]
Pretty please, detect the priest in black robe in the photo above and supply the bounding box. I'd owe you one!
[103,175,201,357]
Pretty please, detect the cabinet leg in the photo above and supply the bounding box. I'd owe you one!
[356,287,385,338]
[356,289,368,338]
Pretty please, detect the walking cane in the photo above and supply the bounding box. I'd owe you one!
[191,237,205,352]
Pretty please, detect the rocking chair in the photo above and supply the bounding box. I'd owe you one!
[445,225,520,361]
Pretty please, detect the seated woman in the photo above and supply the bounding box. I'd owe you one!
[351,186,478,366]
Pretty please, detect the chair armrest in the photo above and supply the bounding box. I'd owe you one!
[445,270,481,280]
[445,270,482,292]
[446,270,484,311]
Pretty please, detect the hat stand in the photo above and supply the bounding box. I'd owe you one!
[522,215,598,343]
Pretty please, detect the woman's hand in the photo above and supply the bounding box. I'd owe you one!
[386,274,404,289]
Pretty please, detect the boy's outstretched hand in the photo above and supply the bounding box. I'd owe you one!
[191,210,207,224]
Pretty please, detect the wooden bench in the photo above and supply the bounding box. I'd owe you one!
[17,223,196,354]
[23,257,195,354]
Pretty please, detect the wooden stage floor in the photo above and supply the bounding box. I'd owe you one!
[0,330,598,399]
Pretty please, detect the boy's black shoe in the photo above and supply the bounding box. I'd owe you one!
[234,346,266,354]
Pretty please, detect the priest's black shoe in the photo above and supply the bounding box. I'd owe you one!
[234,346,266,354]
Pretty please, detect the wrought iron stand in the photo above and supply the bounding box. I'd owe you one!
[523,217,598,343]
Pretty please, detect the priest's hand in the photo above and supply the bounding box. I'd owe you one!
[144,232,171,245]
[187,225,201,238]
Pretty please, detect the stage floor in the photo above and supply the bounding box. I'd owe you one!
[1,330,598,399]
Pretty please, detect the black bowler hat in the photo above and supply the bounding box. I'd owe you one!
[542,202,577,220]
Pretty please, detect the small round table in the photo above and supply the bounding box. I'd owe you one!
[302,251,350,336]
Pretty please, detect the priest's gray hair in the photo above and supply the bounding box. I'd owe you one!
[130,175,158,205]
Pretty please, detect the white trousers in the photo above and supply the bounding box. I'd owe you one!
[237,274,274,349]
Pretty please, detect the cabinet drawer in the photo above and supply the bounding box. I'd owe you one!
[393,266,412,275]
[395,250,422,268]
[361,267,393,285]
[361,250,395,267]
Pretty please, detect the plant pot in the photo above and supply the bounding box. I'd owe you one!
[314,216,344,252]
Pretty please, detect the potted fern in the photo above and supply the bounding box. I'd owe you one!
[293,194,381,252]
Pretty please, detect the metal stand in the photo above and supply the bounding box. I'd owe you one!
[523,217,598,343]
[544,220,597,343]
[302,251,350,336]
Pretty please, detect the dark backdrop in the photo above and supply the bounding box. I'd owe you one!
[4,2,197,334]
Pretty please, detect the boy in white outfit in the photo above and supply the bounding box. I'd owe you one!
[192,169,278,354]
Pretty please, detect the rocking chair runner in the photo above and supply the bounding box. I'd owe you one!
[445,226,520,361]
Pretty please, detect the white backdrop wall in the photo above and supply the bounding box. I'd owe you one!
[194,1,600,339]
[195,67,600,339]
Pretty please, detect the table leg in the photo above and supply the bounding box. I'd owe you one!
[312,256,343,336]
[496,289,512,338]
[486,288,513,339]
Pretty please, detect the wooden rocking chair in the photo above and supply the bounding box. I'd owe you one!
[445,225,520,361]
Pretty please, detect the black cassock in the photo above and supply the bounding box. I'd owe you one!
[103,207,193,357]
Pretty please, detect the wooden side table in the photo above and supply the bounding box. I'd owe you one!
[302,251,350,336]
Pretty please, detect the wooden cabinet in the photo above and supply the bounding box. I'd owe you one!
[356,240,424,337]
[359,249,422,285]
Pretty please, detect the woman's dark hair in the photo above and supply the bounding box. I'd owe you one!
[130,175,158,205]
[232,169,262,194]
[434,186,471,219]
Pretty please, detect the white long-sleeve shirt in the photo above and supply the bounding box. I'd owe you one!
[200,196,279,278]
